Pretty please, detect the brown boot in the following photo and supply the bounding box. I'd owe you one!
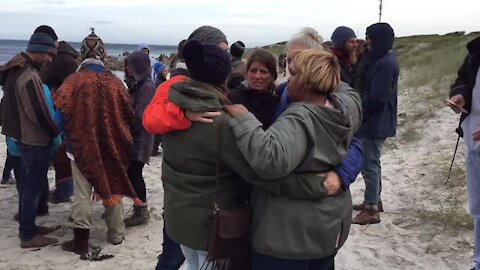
[352,208,381,225]
[353,201,384,212]
[20,234,58,248]
[124,205,150,228]
[61,228,89,255]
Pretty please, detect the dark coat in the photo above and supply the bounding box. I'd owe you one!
[126,52,155,164]
[356,23,399,139]
[40,41,79,91]
[449,36,480,137]
[228,85,279,129]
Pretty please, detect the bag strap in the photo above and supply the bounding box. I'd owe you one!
[213,124,223,213]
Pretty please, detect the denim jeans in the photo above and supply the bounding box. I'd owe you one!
[155,225,186,270]
[18,144,52,240]
[52,178,73,199]
[2,150,14,180]
[466,148,480,270]
[361,138,385,206]
[252,251,335,270]
[180,245,211,270]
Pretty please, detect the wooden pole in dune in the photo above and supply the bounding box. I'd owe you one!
[379,0,383,22]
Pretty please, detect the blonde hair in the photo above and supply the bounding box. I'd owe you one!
[287,27,324,50]
[292,49,340,95]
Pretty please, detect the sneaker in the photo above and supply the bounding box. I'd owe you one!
[20,234,58,248]
[352,208,381,225]
[353,201,384,212]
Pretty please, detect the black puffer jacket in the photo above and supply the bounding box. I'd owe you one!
[450,36,480,137]
[228,84,279,129]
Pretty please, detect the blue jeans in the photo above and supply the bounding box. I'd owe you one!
[252,251,335,270]
[466,148,480,270]
[2,150,14,180]
[155,225,186,270]
[361,138,385,206]
[52,178,73,199]
[18,145,51,240]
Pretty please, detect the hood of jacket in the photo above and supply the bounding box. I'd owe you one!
[57,41,79,58]
[302,82,359,146]
[169,78,228,112]
[126,51,151,81]
[0,53,35,86]
[366,23,395,63]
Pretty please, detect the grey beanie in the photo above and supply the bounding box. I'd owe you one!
[26,33,57,55]
[187,25,227,45]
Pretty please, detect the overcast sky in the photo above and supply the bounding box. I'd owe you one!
[1,0,479,46]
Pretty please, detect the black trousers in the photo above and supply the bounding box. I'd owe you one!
[128,161,146,203]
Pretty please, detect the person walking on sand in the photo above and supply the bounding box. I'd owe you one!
[448,35,480,270]
[54,29,139,255]
[352,23,399,225]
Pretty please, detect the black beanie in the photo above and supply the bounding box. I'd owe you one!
[187,26,227,45]
[183,40,231,85]
[230,41,245,58]
[34,25,58,41]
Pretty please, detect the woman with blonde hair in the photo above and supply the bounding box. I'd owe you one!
[225,49,362,269]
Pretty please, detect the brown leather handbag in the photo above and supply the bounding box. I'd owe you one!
[202,126,252,270]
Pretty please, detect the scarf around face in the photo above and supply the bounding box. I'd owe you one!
[54,68,140,206]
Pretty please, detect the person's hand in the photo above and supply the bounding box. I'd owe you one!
[473,129,480,141]
[185,111,222,124]
[224,104,248,117]
[447,95,466,114]
[323,171,343,196]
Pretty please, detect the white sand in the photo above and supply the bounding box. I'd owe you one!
[0,80,475,270]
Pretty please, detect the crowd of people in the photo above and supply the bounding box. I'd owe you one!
[0,21,477,270]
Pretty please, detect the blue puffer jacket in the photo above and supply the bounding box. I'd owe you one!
[356,23,399,139]
[7,83,62,157]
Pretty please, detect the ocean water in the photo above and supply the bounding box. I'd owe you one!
[0,39,177,65]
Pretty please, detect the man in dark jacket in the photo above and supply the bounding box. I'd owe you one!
[0,32,60,248]
[448,35,480,270]
[227,40,246,89]
[41,41,79,204]
[331,26,357,85]
[123,51,155,227]
[353,23,399,225]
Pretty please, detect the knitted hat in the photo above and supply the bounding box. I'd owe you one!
[26,33,57,55]
[331,26,356,49]
[187,26,227,45]
[230,41,245,58]
[34,25,58,41]
[80,28,106,61]
[183,40,231,85]
[153,62,167,75]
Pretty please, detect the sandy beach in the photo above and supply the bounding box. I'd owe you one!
[0,75,474,270]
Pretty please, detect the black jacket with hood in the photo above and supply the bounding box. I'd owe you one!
[450,36,480,137]
[126,51,155,164]
[40,41,79,91]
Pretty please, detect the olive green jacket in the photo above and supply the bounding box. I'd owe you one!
[162,79,331,251]
[228,82,362,259]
